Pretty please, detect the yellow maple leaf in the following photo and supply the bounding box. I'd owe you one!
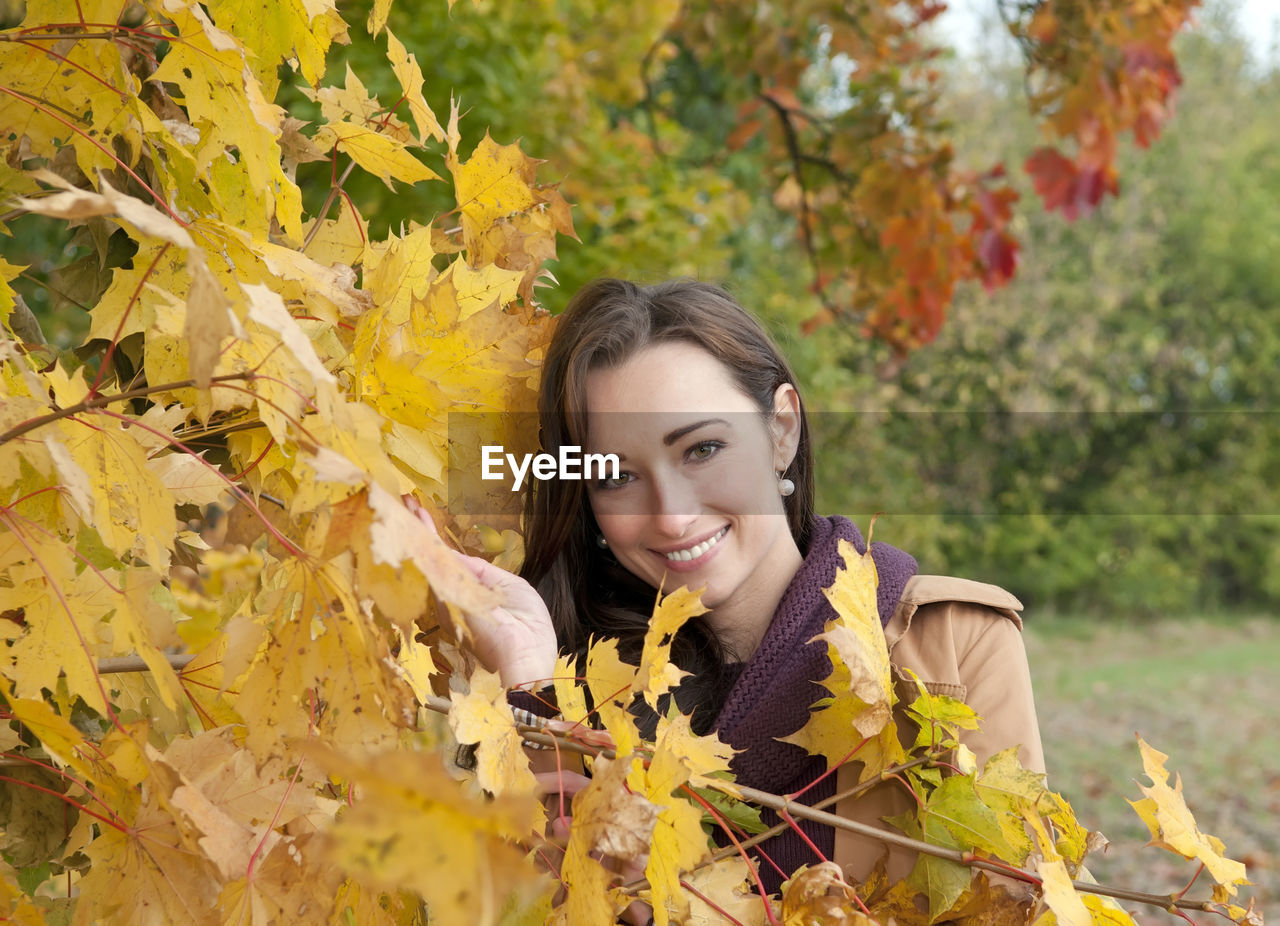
[219,831,343,926]
[781,861,870,926]
[584,635,637,711]
[645,787,708,926]
[366,0,392,36]
[682,857,769,926]
[159,725,332,835]
[637,584,706,709]
[975,745,1051,861]
[568,754,657,863]
[212,0,341,95]
[312,746,547,926]
[391,625,437,706]
[449,667,540,810]
[242,282,337,387]
[87,239,188,342]
[653,711,737,792]
[146,451,231,508]
[386,31,445,145]
[361,224,438,328]
[437,257,524,325]
[235,557,412,760]
[2,530,110,716]
[1082,892,1140,926]
[642,713,732,926]
[552,652,591,726]
[552,822,624,926]
[109,568,188,711]
[365,482,503,630]
[187,257,239,390]
[0,16,138,181]
[125,727,341,925]
[74,817,222,925]
[448,132,543,253]
[1032,856,1091,926]
[300,195,369,270]
[781,536,901,778]
[1129,736,1249,893]
[819,538,893,734]
[310,64,385,129]
[151,3,302,240]
[62,411,175,569]
[314,121,440,188]
[595,697,643,773]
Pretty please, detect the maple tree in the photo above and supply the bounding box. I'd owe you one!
[0,1,1265,925]
[318,0,1201,353]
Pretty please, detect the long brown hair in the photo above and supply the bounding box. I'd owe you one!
[519,279,815,727]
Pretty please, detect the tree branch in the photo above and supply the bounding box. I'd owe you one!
[302,159,358,252]
[759,91,836,315]
[0,372,258,446]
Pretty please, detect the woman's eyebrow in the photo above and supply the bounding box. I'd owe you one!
[663,418,731,446]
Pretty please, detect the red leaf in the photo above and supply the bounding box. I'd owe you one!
[977,229,1018,289]
[1024,147,1115,220]
[1025,147,1078,214]
[726,118,764,151]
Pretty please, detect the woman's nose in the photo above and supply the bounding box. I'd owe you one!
[649,478,698,537]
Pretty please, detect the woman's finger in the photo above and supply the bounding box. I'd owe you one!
[534,770,591,797]
[545,719,616,750]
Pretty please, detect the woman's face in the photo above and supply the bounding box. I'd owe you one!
[584,342,802,628]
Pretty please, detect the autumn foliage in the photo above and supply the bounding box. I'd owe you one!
[0,1,1264,924]
[621,0,1198,349]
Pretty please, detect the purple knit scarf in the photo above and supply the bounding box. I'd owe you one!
[712,515,918,892]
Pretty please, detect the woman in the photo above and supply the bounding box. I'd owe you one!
[449,278,1043,898]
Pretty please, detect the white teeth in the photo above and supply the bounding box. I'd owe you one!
[665,527,727,562]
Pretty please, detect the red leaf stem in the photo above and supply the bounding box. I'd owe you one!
[0,773,127,833]
[680,783,783,926]
[89,243,171,397]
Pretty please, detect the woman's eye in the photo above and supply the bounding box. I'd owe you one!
[688,440,724,461]
[598,472,634,490]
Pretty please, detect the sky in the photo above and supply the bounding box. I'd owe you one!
[938,0,1279,64]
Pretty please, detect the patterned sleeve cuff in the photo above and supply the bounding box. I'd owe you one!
[508,686,559,749]
[508,685,559,718]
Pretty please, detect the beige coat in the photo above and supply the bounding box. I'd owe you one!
[832,574,1045,886]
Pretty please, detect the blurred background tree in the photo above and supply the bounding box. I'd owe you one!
[820,4,1280,616]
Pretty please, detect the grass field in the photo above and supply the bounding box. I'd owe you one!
[1023,616,1279,924]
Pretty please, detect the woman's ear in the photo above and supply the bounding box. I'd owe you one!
[770,383,801,471]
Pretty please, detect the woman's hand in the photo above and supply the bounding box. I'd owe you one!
[405,497,557,690]
[450,550,559,690]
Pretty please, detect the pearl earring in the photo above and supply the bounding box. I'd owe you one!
[596,534,609,548]
[777,471,795,497]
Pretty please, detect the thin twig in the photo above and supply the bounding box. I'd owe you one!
[0,372,256,446]
[760,91,836,315]
[301,160,358,252]
[706,755,934,863]
[95,654,196,674]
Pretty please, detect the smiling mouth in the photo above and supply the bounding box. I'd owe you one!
[663,527,728,562]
